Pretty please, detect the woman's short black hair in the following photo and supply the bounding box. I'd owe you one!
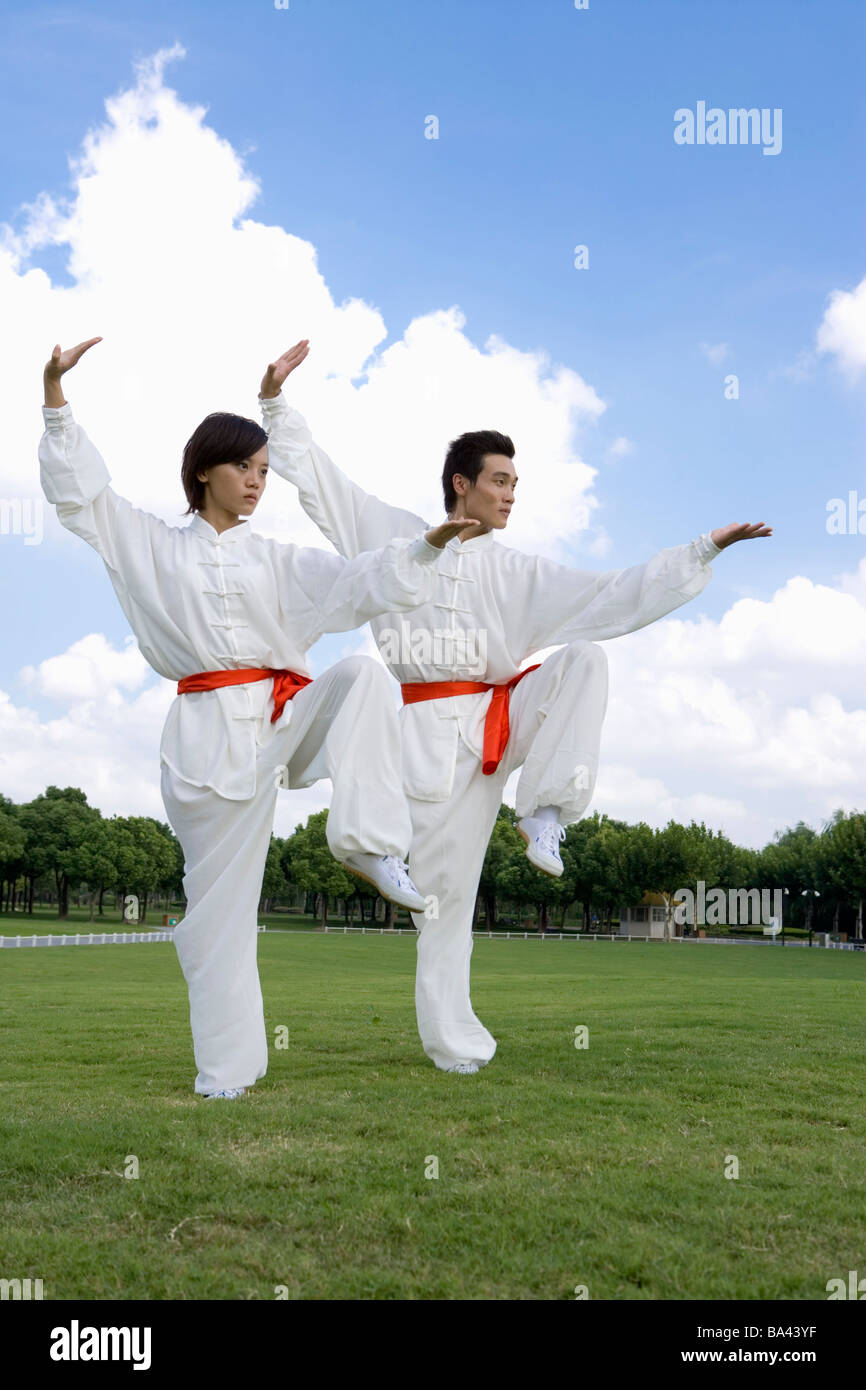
[181,413,268,514]
[442,430,514,514]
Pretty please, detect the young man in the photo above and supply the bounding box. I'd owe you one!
[258,339,772,1075]
[37,337,471,1099]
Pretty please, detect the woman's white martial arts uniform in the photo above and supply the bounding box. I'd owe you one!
[257,393,723,1072]
[38,401,442,1094]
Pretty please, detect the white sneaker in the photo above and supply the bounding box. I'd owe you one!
[447,1062,481,1074]
[203,1087,247,1100]
[340,853,426,912]
[517,817,566,877]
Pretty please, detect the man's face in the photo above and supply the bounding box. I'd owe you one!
[453,453,517,530]
[198,444,269,517]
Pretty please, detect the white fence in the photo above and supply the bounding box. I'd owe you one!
[2,926,861,952]
[267,925,863,949]
[1,931,175,948]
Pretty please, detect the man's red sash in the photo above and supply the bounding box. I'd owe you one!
[401,665,541,775]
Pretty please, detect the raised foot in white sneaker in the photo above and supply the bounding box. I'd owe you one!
[340,853,426,912]
[203,1087,247,1100]
[517,817,566,877]
[447,1061,482,1074]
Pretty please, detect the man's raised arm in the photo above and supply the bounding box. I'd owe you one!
[258,339,426,559]
[519,523,772,656]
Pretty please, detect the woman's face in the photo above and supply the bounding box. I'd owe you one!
[198,444,269,517]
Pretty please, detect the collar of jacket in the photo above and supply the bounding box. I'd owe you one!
[187,513,254,544]
[445,529,495,552]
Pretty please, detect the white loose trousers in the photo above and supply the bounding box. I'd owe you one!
[408,639,609,1070]
[160,655,413,1095]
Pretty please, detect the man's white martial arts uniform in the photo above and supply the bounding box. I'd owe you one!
[38,401,442,1094]
[259,393,723,1071]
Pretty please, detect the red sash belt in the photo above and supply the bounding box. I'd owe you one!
[401,665,541,775]
[177,667,312,724]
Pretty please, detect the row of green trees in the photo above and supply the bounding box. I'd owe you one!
[0,787,182,922]
[480,806,864,938]
[0,789,389,925]
[1,786,863,937]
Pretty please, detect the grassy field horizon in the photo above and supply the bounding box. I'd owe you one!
[1,934,864,1299]
[0,905,825,941]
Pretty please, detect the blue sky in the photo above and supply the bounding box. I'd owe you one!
[1,0,865,842]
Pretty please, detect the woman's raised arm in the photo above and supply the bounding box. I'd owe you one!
[39,337,170,575]
[43,337,103,407]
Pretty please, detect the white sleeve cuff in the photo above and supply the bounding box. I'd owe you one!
[694,532,721,562]
[42,402,73,429]
[258,393,302,417]
[406,534,441,564]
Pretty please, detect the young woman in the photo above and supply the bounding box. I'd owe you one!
[38,337,475,1099]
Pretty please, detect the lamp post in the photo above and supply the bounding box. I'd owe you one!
[802,888,820,947]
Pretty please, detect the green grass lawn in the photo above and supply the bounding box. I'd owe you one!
[1,934,863,1300]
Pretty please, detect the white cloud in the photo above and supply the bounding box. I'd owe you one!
[585,563,866,842]
[816,275,866,377]
[579,525,613,559]
[836,555,866,603]
[1,644,174,819]
[4,45,604,564]
[608,436,633,457]
[699,341,729,366]
[772,348,817,383]
[19,632,151,700]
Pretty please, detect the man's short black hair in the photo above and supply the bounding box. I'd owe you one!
[442,430,515,513]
